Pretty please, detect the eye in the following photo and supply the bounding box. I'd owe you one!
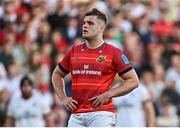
[87,21,94,25]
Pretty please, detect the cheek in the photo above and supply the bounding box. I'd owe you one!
[92,26,100,32]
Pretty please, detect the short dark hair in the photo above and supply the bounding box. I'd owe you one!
[84,8,107,25]
[20,76,33,88]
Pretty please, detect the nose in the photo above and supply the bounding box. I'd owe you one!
[82,22,88,29]
[83,25,87,29]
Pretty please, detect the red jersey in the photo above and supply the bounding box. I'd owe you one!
[58,42,133,113]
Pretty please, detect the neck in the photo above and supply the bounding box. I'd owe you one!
[86,37,104,49]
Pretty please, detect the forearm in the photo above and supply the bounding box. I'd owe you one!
[44,114,55,127]
[52,69,67,101]
[4,116,14,127]
[108,78,138,98]
[145,101,156,127]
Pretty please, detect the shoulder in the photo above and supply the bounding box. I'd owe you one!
[66,42,85,54]
[138,83,151,96]
[105,43,123,53]
[72,42,85,49]
[8,95,21,106]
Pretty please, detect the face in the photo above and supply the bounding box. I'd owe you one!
[82,16,104,40]
[21,80,33,99]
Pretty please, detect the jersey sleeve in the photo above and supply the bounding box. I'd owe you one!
[58,47,73,74]
[112,48,133,76]
[140,84,151,102]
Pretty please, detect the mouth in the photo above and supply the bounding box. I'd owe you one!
[83,30,88,34]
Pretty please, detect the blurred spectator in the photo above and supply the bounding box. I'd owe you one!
[165,52,180,95]
[113,83,155,127]
[0,39,14,67]
[0,62,7,79]
[104,24,123,49]
[0,0,17,28]
[113,11,133,33]
[3,60,22,98]
[0,83,10,126]
[106,0,122,18]
[37,83,53,107]
[156,87,180,127]
[36,20,51,46]
[133,14,153,46]
[152,64,166,102]
[152,7,174,37]
[147,0,161,22]
[5,76,54,127]
[47,0,68,31]
[144,43,164,69]
[49,94,68,127]
[123,32,144,75]
[64,16,81,45]
[51,30,68,53]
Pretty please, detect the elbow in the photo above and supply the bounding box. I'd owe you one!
[132,78,139,90]
[51,70,56,83]
[134,80,139,89]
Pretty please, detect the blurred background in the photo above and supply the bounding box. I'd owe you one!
[0,0,179,127]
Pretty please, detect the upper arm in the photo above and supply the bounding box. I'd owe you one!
[112,48,139,85]
[56,46,74,76]
[120,69,139,82]
[112,48,133,76]
[53,65,67,78]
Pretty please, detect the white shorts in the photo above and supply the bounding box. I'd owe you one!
[68,111,115,127]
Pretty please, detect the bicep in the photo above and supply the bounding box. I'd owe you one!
[53,65,67,78]
[120,69,139,81]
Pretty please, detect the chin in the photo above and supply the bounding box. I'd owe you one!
[83,36,92,40]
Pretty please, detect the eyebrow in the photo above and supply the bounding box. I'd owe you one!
[83,20,95,25]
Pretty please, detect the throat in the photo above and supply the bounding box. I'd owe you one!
[86,39,104,49]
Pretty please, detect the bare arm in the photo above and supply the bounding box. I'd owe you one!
[51,66,78,111]
[108,69,139,98]
[44,113,55,127]
[89,69,139,108]
[4,116,14,127]
[52,66,67,101]
[143,100,156,127]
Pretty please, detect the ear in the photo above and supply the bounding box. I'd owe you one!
[99,25,105,33]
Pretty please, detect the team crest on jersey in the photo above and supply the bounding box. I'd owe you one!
[121,54,129,64]
[96,55,106,62]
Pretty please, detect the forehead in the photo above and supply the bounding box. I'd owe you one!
[22,80,31,86]
[83,16,98,22]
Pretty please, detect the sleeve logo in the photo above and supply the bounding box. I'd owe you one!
[121,54,129,64]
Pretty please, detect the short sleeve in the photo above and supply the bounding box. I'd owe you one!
[139,84,151,102]
[112,48,132,76]
[58,47,73,74]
